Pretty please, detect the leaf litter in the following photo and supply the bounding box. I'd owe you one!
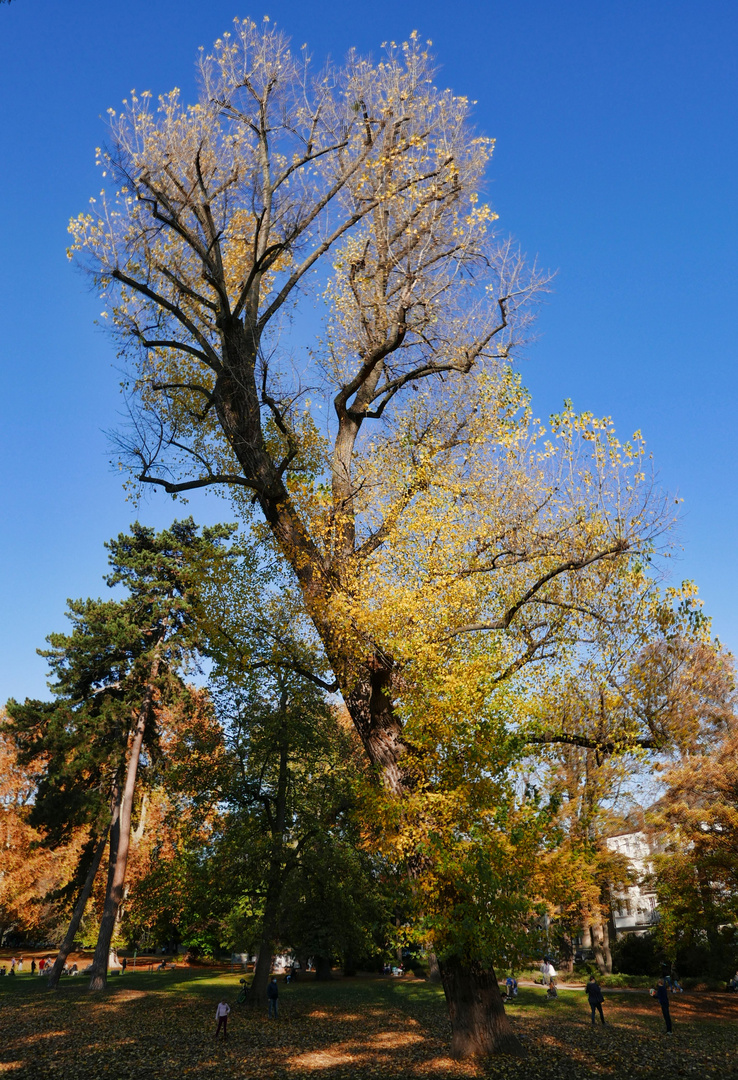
[1,973,736,1079]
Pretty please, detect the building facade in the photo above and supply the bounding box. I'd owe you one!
[605,829,659,937]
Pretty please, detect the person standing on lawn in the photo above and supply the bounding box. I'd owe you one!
[215,999,230,1040]
[267,976,279,1018]
[586,976,606,1025]
[655,978,672,1033]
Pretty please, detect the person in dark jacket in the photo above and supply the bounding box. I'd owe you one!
[267,975,279,1018]
[586,976,606,1025]
[655,978,672,1033]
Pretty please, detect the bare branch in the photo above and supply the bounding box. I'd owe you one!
[442,543,630,640]
[111,270,222,373]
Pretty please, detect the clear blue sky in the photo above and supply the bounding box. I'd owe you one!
[1,0,736,702]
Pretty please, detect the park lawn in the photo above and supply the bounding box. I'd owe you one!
[0,970,736,1079]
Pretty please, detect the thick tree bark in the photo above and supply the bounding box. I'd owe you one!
[47,828,109,990]
[427,951,442,983]
[343,659,408,796]
[439,955,523,1058]
[89,663,158,991]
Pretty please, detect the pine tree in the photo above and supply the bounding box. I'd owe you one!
[5,519,234,990]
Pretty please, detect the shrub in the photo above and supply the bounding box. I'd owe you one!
[612,932,663,977]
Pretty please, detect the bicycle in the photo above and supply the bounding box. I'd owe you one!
[236,978,249,1005]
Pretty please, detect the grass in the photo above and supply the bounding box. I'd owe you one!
[1,966,736,1079]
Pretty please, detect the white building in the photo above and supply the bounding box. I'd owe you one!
[604,830,659,937]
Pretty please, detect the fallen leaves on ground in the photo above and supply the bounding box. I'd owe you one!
[1,971,736,1079]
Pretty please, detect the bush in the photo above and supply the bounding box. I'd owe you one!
[680,976,726,991]
[600,974,653,988]
[573,960,601,979]
[556,971,652,987]
[612,932,663,977]
[675,929,738,982]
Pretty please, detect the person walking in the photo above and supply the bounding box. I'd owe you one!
[267,975,279,1019]
[214,999,230,1040]
[654,978,672,1033]
[586,976,606,1025]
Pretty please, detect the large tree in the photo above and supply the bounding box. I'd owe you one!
[71,20,676,1054]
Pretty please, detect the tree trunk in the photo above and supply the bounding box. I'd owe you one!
[314,955,333,980]
[697,868,721,952]
[591,922,612,975]
[47,828,109,990]
[602,920,612,974]
[439,954,523,1059]
[560,931,574,973]
[250,938,275,1006]
[343,658,408,795]
[247,690,290,1008]
[132,791,148,843]
[89,664,158,991]
[427,951,441,983]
